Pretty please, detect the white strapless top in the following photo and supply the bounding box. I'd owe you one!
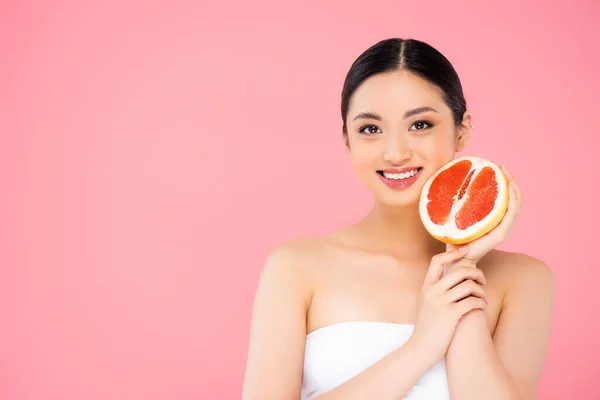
[301,321,449,400]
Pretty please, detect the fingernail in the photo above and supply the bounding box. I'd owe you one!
[459,245,470,253]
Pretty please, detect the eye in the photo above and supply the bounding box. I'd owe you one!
[409,120,433,131]
[359,125,382,135]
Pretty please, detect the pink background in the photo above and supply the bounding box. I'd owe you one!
[1,1,599,399]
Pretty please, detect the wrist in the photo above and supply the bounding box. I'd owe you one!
[402,336,440,371]
[458,308,488,329]
[461,259,479,268]
[450,309,493,349]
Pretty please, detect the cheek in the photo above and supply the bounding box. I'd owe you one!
[348,141,381,168]
[414,132,456,161]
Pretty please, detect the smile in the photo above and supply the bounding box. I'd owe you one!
[379,168,421,180]
[377,167,423,189]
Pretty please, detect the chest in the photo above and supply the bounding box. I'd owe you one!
[306,257,504,336]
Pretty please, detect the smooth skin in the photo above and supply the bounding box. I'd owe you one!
[242,69,554,400]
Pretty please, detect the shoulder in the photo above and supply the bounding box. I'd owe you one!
[489,250,553,283]
[484,249,555,302]
[257,236,331,302]
[262,236,331,272]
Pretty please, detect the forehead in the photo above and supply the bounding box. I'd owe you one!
[347,69,450,119]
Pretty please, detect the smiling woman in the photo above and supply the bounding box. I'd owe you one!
[242,38,554,400]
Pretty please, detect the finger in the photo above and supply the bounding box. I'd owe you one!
[436,266,486,292]
[502,181,522,224]
[424,247,470,285]
[454,296,487,318]
[485,178,521,243]
[503,165,522,211]
[444,279,488,304]
[510,182,522,217]
[513,180,523,208]
[501,164,515,184]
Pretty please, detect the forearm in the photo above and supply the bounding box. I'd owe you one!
[315,339,433,400]
[446,310,520,399]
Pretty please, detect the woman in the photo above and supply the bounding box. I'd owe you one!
[242,38,554,400]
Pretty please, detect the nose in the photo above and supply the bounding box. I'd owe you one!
[383,132,413,165]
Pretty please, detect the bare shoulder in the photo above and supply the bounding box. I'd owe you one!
[266,236,329,259]
[481,249,555,298]
[263,236,331,272]
[258,236,332,297]
[484,250,554,280]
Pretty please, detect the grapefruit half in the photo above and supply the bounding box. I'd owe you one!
[419,156,509,245]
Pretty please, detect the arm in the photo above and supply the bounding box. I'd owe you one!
[242,243,312,399]
[313,339,434,400]
[445,256,555,400]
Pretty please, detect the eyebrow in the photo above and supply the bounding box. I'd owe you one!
[352,106,439,122]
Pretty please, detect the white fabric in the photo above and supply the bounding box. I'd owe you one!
[301,321,450,399]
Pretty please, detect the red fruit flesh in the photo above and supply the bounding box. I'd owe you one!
[426,160,472,225]
[455,166,498,230]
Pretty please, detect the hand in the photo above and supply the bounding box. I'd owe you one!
[410,246,489,366]
[446,164,523,266]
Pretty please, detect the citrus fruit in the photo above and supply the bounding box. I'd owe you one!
[419,156,509,245]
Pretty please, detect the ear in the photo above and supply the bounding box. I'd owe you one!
[455,111,473,152]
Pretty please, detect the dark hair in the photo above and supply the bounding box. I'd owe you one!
[341,38,467,135]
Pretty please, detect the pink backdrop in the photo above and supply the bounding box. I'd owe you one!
[1,1,599,399]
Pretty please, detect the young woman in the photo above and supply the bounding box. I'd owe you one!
[242,38,554,400]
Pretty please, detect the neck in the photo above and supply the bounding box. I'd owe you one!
[357,200,445,261]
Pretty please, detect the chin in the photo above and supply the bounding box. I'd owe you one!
[376,189,422,208]
[372,181,425,208]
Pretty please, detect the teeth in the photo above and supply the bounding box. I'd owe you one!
[383,169,419,180]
